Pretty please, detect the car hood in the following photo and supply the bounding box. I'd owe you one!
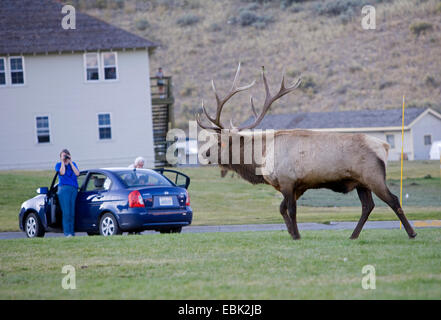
[21,194,45,209]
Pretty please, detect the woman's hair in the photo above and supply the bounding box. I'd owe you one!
[60,149,71,157]
[134,156,145,166]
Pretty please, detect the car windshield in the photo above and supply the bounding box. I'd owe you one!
[115,169,173,188]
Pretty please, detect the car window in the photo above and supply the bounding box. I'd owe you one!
[77,173,88,190]
[85,173,112,192]
[115,170,172,187]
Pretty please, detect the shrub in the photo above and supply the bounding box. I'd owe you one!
[349,65,363,73]
[290,4,304,13]
[281,0,311,9]
[238,9,274,28]
[299,76,318,93]
[240,3,261,11]
[410,22,433,37]
[239,10,260,26]
[207,23,222,32]
[314,0,359,17]
[183,0,201,9]
[135,18,149,31]
[177,14,201,26]
[108,0,124,9]
[424,75,438,88]
[378,81,396,90]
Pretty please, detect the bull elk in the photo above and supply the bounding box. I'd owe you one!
[196,63,417,240]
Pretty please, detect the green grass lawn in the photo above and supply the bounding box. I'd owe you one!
[0,161,440,231]
[1,229,440,299]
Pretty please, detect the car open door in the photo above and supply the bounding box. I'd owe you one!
[45,172,59,227]
[154,168,190,189]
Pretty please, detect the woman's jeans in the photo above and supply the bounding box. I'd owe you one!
[57,185,78,236]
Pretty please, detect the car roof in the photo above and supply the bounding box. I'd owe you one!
[82,168,157,172]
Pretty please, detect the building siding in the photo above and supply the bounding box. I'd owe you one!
[0,50,155,170]
[411,112,441,160]
[363,130,413,161]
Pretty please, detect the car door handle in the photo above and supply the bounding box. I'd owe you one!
[95,194,104,199]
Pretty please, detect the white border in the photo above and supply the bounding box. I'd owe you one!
[101,52,119,81]
[9,56,25,86]
[83,52,100,83]
[83,52,119,83]
[424,134,432,146]
[0,57,6,86]
[97,112,113,141]
[385,133,395,149]
[34,114,51,145]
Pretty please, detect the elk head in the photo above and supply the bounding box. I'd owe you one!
[196,63,302,167]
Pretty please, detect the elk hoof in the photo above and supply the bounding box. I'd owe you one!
[408,232,417,239]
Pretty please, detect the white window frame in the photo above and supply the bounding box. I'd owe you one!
[0,57,6,86]
[101,52,119,81]
[9,56,25,86]
[84,52,119,83]
[97,112,112,141]
[35,115,51,144]
[424,134,432,146]
[84,52,100,82]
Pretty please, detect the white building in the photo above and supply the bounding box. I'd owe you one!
[0,0,157,170]
[243,107,441,161]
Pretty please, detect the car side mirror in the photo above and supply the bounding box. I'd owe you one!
[36,187,49,194]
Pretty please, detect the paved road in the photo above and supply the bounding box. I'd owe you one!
[1,220,440,240]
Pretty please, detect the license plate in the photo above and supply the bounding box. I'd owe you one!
[159,196,173,206]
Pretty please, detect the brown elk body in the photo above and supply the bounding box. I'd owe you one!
[197,64,417,240]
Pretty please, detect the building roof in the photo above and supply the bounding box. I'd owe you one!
[241,107,431,130]
[0,0,157,55]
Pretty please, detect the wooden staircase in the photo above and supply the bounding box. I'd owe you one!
[150,76,175,167]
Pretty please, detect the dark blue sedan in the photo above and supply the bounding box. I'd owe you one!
[19,168,192,238]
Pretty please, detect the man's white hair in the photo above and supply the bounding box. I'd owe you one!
[134,156,145,166]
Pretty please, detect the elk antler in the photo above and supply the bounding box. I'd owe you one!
[196,63,256,130]
[231,67,302,131]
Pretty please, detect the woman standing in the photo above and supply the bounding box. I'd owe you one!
[55,149,80,237]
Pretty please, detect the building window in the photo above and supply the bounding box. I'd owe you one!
[36,116,50,143]
[10,56,24,85]
[84,52,118,82]
[424,135,432,146]
[102,52,117,80]
[386,134,395,148]
[0,58,6,85]
[85,53,99,81]
[98,113,112,140]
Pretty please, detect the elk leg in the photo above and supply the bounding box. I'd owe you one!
[279,198,294,237]
[287,192,301,240]
[372,184,417,239]
[350,187,375,239]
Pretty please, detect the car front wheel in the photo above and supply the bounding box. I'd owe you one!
[99,213,122,236]
[25,213,45,238]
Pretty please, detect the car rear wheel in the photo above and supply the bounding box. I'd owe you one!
[99,213,122,236]
[25,213,45,238]
[159,227,182,234]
